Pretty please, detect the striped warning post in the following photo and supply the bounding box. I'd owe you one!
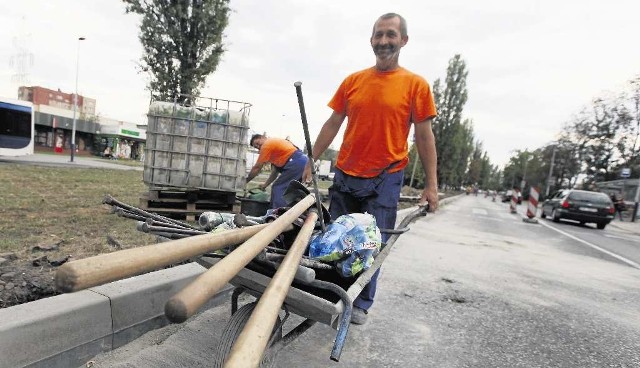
[527,187,539,218]
[510,190,517,213]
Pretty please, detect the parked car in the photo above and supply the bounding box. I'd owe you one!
[540,189,614,229]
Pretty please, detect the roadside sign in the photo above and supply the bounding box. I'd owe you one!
[621,168,631,178]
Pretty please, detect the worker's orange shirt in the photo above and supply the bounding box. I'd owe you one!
[256,137,298,168]
[329,67,437,178]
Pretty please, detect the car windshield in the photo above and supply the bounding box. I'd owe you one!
[567,192,610,204]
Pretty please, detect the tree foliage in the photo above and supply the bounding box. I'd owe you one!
[123,0,230,102]
[503,74,640,195]
[431,55,475,188]
[406,54,502,191]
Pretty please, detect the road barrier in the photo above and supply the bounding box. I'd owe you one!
[527,187,539,218]
[510,191,518,213]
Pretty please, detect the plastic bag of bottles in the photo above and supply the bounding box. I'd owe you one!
[308,213,381,277]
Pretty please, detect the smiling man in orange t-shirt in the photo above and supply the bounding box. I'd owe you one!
[303,13,438,325]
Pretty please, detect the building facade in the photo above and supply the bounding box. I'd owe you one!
[17,86,145,159]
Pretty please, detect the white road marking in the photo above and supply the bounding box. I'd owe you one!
[472,208,489,215]
[538,220,640,269]
[603,233,638,241]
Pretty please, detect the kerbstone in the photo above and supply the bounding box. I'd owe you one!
[0,290,112,368]
[91,263,212,348]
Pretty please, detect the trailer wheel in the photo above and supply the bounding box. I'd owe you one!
[213,302,282,368]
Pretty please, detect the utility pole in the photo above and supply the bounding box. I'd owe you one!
[70,36,85,163]
[545,145,557,197]
[633,176,640,222]
[521,152,529,191]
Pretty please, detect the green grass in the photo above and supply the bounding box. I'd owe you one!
[0,164,157,259]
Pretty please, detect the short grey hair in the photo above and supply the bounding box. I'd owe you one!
[373,13,408,38]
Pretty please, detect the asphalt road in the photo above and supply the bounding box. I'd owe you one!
[536,212,640,268]
[89,195,640,368]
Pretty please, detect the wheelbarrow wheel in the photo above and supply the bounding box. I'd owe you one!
[213,301,282,368]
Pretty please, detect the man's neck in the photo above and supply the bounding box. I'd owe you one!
[375,58,400,72]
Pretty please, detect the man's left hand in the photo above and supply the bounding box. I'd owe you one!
[420,187,438,212]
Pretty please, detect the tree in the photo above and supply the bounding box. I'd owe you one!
[124,0,231,103]
[611,75,640,178]
[432,55,473,188]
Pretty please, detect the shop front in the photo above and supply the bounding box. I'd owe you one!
[96,124,146,161]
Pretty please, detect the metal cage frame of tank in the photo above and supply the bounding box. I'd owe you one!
[143,95,252,194]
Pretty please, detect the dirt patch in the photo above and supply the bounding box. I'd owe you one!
[0,254,59,308]
[0,164,158,309]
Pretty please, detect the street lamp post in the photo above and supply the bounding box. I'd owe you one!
[70,36,85,162]
[545,145,557,197]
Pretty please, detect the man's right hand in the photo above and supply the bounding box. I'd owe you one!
[302,161,313,184]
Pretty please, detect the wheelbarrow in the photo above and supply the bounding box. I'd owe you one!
[196,205,429,367]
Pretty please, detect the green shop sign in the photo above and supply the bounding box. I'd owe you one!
[120,129,140,137]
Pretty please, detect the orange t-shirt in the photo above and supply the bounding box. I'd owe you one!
[256,137,298,168]
[329,67,437,178]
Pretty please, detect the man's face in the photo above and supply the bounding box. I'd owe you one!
[370,16,407,62]
[251,137,264,150]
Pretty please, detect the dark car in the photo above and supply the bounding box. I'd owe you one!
[540,189,614,229]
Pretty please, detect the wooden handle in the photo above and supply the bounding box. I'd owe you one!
[165,194,316,323]
[55,224,271,293]
[224,211,318,368]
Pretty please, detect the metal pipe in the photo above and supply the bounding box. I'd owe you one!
[265,253,333,270]
[294,81,327,232]
[271,319,317,352]
[149,231,190,240]
[103,195,200,230]
[142,223,207,236]
[145,217,189,229]
[117,209,147,222]
[307,279,352,362]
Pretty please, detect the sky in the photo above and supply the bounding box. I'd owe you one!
[2,0,640,167]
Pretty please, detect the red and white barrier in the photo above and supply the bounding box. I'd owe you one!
[527,187,539,218]
[510,191,517,213]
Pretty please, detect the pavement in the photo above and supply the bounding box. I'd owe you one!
[0,152,143,171]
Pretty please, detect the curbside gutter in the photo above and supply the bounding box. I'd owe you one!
[0,263,231,368]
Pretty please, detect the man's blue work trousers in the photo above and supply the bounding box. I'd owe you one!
[328,168,404,311]
[271,150,308,208]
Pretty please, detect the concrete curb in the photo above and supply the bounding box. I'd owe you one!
[0,263,231,368]
[396,193,464,221]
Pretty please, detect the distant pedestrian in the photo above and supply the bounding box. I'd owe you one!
[610,193,626,221]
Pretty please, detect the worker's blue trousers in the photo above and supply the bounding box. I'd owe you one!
[328,168,404,311]
[271,150,308,208]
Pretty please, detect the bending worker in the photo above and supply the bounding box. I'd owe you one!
[303,13,439,324]
[246,134,308,208]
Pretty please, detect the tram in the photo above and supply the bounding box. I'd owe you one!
[0,97,34,156]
